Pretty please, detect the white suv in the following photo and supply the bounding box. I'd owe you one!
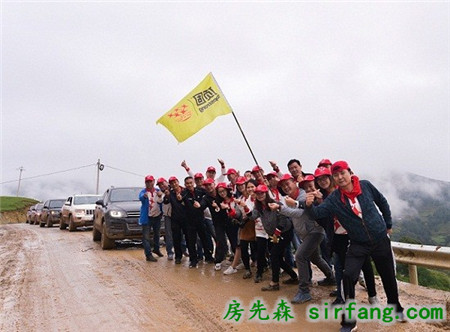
[60,194,102,231]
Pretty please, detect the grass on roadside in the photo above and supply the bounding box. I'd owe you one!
[0,196,39,212]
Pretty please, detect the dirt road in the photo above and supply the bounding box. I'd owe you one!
[0,223,448,331]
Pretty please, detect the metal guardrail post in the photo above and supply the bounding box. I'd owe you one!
[391,241,450,286]
[408,264,418,285]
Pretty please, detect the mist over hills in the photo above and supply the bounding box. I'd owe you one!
[366,172,450,246]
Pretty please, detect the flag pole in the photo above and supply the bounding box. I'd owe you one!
[211,73,260,167]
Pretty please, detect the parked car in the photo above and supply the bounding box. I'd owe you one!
[31,203,44,225]
[60,194,101,231]
[93,187,143,249]
[26,204,36,224]
[40,199,66,227]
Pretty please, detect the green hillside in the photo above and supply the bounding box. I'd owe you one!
[0,196,39,212]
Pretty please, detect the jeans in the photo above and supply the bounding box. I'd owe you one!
[163,215,174,256]
[295,232,332,293]
[142,215,162,258]
[196,218,214,259]
[270,228,297,283]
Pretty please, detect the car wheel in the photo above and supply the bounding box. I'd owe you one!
[46,216,52,228]
[60,217,67,230]
[92,225,101,241]
[100,223,115,250]
[68,215,76,232]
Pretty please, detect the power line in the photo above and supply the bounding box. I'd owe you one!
[0,164,96,185]
[104,165,144,178]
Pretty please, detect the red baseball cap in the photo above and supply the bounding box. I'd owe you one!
[314,167,332,178]
[206,166,216,173]
[252,165,263,173]
[194,173,204,179]
[278,174,294,184]
[266,171,278,179]
[236,176,247,185]
[225,168,237,175]
[203,178,215,185]
[216,182,228,190]
[156,177,167,184]
[298,174,315,188]
[168,176,179,182]
[331,161,350,174]
[255,184,269,193]
[318,158,332,167]
[145,175,155,182]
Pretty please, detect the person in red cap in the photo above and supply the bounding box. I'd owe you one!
[317,158,332,169]
[245,184,298,291]
[163,176,189,264]
[181,159,227,184]
[313,167,378,306]
[156,177,174,260]
[180,176,214,268]
[251,166,266,185]
[266,172,281,201]
[225,168,239,193]
[193,173,204,188]
[196,180,238,272]
[305,161,404,331]
[273,174,334,304]
[139,175,164,262]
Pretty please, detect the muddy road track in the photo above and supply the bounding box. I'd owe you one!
[0,224,448,331]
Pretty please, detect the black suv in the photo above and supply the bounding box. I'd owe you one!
[40,199,65,227]
[93,187,143,249]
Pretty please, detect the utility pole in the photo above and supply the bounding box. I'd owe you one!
[16,166,24,197]
[96,159,104,194]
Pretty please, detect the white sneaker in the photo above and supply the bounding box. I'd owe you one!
[236,262,245,270]
[368,296,379,305]
[223,266,238,275]
[214,263,222,271]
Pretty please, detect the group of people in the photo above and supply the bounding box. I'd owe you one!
[138,158,404,332]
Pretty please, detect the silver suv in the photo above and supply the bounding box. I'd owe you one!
[60,194,101,231]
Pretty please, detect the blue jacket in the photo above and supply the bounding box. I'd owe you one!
[139,188,162,225]
[306,180,392,244]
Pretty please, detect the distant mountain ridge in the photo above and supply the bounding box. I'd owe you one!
[366,172,450,246]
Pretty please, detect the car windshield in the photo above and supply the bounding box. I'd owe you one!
[74,196,102,205]
[49,200,65,208]
[109,188,141,202]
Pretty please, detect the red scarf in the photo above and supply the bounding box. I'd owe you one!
[339,175,362,205]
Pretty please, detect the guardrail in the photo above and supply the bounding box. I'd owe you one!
[391,241,450,285]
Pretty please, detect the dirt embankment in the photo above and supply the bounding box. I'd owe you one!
[0,209,28,224]
[0,223,448,332]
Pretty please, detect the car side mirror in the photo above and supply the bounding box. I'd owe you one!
[96,200,104,207]
[43,206,48,209]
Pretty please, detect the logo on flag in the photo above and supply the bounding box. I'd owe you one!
[156,73,232,143]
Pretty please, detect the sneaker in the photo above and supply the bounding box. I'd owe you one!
[318,276,336,286]
[368,296,379,305]
[330,289,338,297]
[358,276,367,290]
[146,255,157,262]
[282,277,299,285]
[223,266,238,275]
[175,258,182,264]
[291,291,312,304]
[340,322,357,332]
[332,297,345,305]
[189,262,198,269]
[167,253,174,261]
[396,311,406,323]
[261,283,280,291]
[254,275,262,283]
[236,262,245,270]
[214,263,222,271]
[152,250,164,257]
[243,270,252,279]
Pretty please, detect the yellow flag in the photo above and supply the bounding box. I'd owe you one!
[156,73,232,142]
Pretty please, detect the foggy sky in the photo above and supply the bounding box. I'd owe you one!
[2,2,449,208]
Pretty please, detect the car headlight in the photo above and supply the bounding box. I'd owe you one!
[75,209,85,215]
[109,210,126,218]
[51,211,58,215]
